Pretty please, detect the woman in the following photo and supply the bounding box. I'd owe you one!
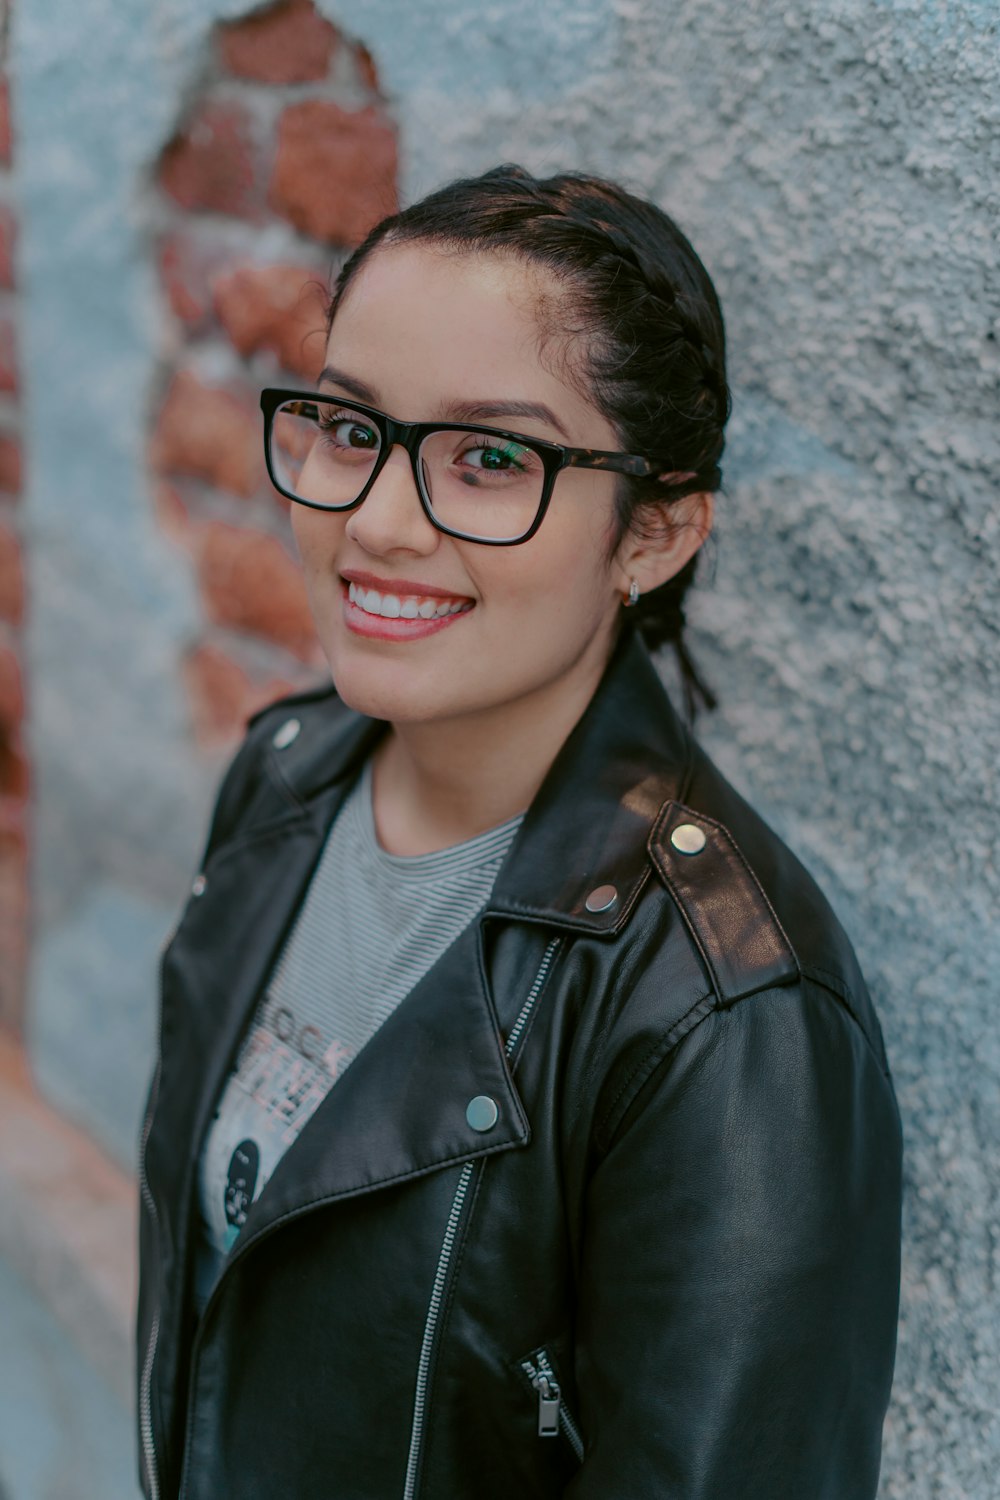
[136,165,902,1500]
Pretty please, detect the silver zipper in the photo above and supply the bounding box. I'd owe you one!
[504,937,561,1064]
[520,1349,584,1462]
[401,1159,475,1499]
[531,1370,562,1436]
[139,1307,161,1500]
[401,937,561,1499]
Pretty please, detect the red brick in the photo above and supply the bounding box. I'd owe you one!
[181,639,300,749]
[157,101,263,221]
[150,371,262,498]
[194,521,320,661]
[0,316,17,396]
[0,809,28,1033]
[269,100,398,246]
[0,80,11,168]
[0,205,16,291]
[0,523,24,626]
[212,262,328,379]
[0,434,21,496]
[157,232,219,331]
[0,645,28,800]
[181,640,257,747]
[0,744,27,803]
[0,644,23,729]
[353,42,379,93]
[217,0,340,85]
[152,479,193,546]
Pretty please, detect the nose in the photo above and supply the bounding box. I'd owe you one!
[343,444,440,557]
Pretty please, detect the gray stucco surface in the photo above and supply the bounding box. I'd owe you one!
[12,0,1000,1493]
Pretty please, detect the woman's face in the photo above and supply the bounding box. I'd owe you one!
[291,243,634,729]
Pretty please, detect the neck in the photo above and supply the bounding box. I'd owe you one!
[370,638,617,856]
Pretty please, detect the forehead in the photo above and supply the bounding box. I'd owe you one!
[326,243,605,435]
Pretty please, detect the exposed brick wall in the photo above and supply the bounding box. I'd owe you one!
[0,0,27,1035]
[148,0,398,750]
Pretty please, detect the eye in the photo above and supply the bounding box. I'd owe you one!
[460,438,533,474]
[318,410,380,452]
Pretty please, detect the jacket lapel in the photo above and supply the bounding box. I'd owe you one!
[157,794,347,1258]
[237,914,529,1241]
[162,793,529,1252]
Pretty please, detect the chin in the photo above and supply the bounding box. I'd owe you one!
[327,647,454,725]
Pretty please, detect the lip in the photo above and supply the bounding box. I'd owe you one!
[341,568,475,603]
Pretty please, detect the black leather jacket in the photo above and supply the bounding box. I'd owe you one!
[136,630,902,1500]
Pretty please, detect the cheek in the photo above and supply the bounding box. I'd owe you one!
[505,504,617,609]
[472,525,617,646]
[290,507,343,576]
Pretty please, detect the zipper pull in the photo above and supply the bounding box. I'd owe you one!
[532,1372,562,1437]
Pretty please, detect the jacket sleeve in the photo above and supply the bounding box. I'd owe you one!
[567,978,902,1500]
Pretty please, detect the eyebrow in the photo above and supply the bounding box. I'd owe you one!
[448,399,571,441]
[318,367,378,403]
[318,366,571,442]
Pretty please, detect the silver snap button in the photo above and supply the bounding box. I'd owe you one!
[585,884,618,913]
[191,873,207,897]
[466,1095,499,1132]
[272,717,301,749]
[670,822,706,856]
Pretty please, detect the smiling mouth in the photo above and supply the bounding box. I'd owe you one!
[346,581,474,620]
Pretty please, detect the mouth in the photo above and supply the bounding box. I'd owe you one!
[340,575,475,641]
[347,580,474,619]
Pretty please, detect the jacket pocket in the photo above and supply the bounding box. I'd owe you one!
[517,1345,585,1463]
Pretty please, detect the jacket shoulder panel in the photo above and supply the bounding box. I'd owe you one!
[665,743,889,1071]
[648,799,800,1006]
[199,680,360,861]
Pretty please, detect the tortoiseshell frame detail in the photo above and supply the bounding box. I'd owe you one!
[260,387,658,546]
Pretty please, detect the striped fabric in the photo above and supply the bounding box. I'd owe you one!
[271,758,525,1059]
[193,759,525,1309]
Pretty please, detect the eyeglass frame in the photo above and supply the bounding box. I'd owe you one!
[259,387,660,546]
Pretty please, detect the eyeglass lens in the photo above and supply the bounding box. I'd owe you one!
[270,398,547,542]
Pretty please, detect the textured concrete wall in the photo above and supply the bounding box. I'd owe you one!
[12,0,999,1495]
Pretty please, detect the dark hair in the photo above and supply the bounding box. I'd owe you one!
[326,164,730,718]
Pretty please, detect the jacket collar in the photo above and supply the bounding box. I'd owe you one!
[486,630,693,934]
[268,628,694,937]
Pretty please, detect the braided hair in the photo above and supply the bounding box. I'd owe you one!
[326,165,731,719]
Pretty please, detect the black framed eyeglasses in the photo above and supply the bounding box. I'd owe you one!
[260,387,658,545]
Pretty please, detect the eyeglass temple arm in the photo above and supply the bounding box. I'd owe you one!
[563,448,655,476]
[565,450,720,490]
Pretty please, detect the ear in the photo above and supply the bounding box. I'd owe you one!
[612,489,714,600]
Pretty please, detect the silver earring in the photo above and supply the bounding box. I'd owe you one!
[623,579,640,608]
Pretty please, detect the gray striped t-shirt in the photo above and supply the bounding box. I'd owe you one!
[194,759,524,1309]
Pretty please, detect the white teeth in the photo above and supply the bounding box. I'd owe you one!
[347,582,471,620]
